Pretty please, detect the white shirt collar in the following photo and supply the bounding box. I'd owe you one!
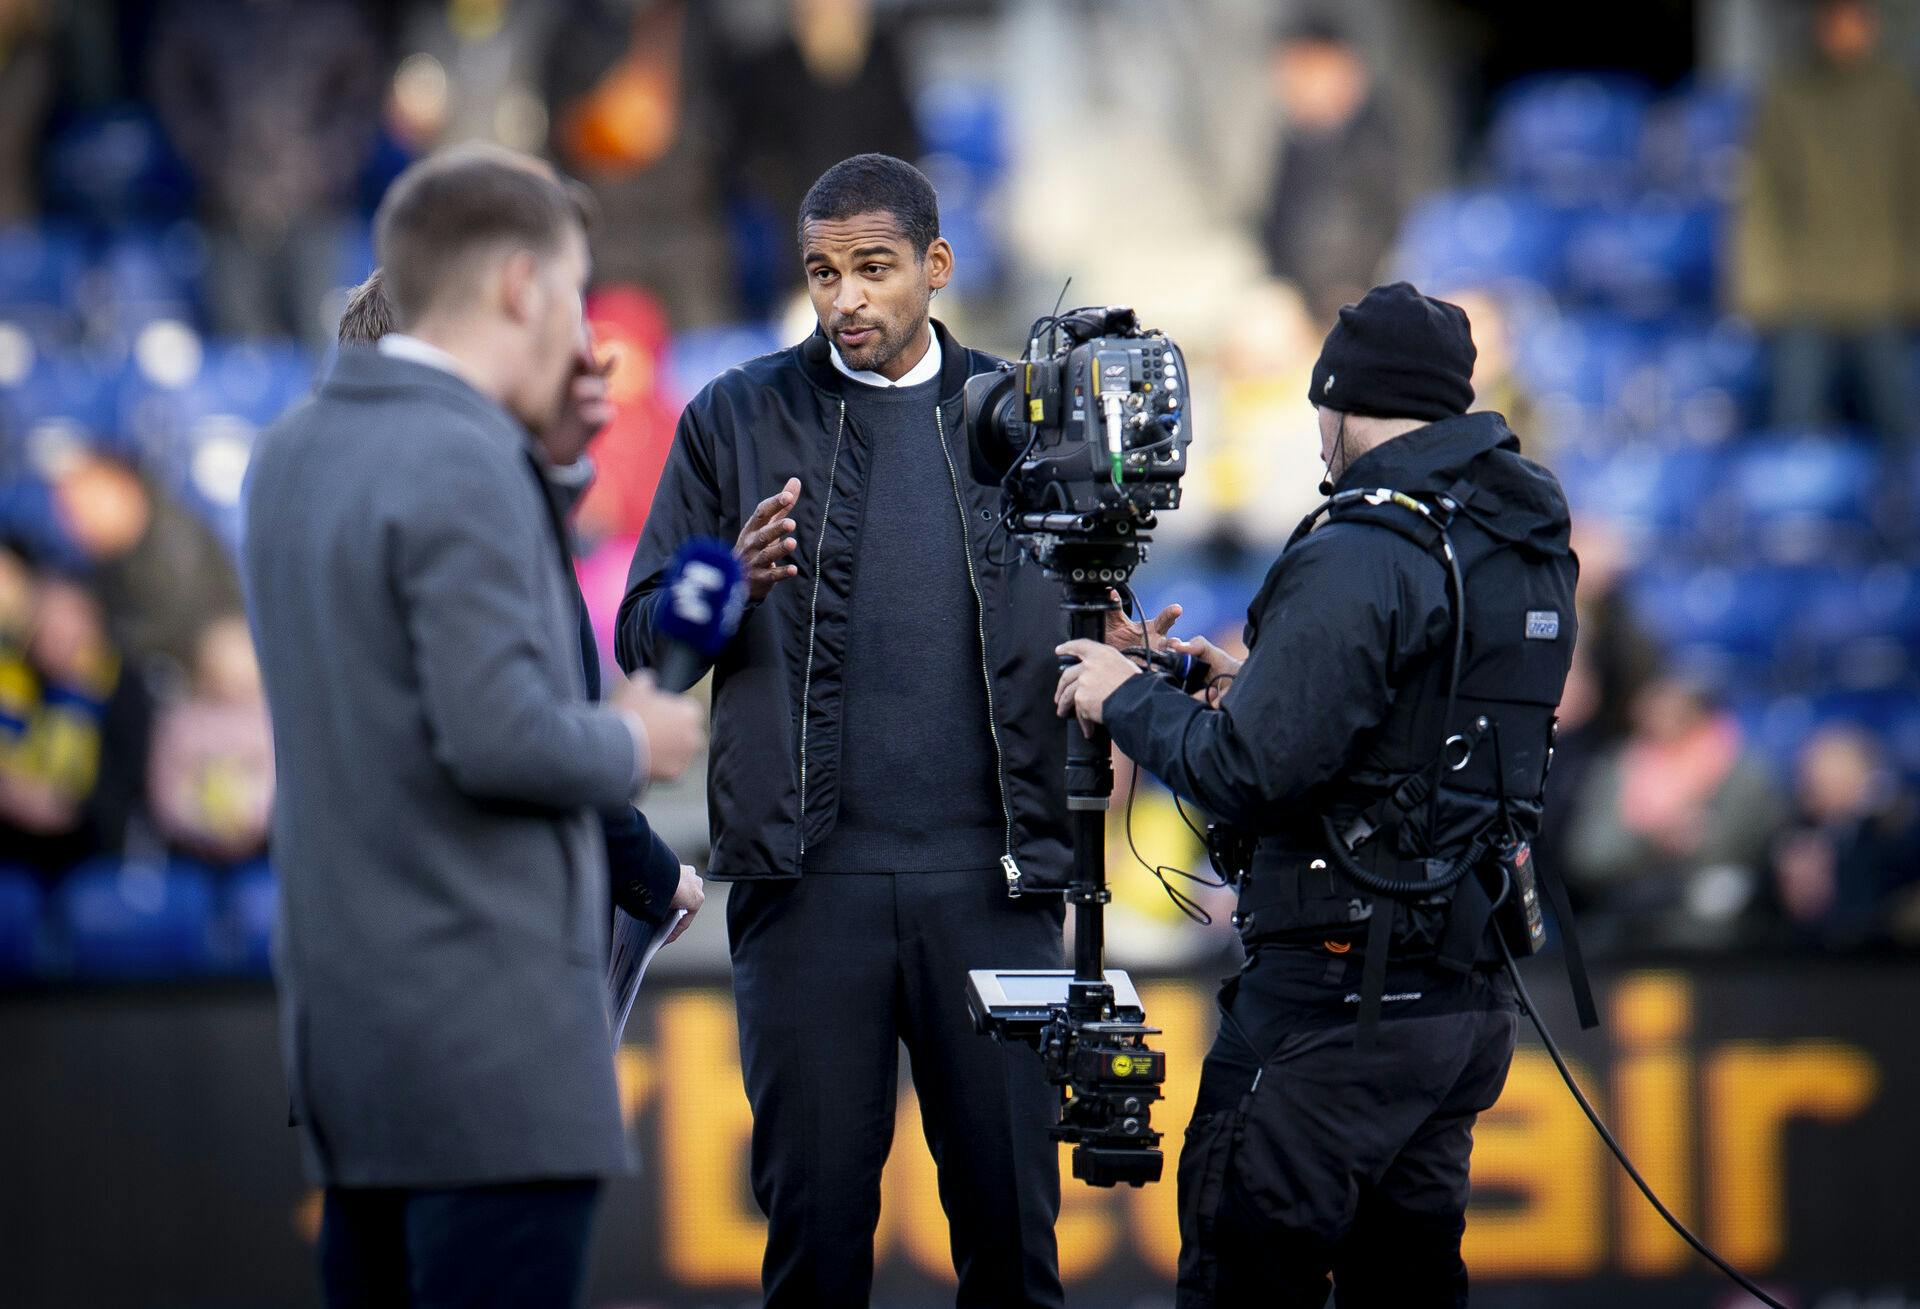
[377,333,465,377]
[829,325,942,389]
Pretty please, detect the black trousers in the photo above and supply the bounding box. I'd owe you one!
[726,869,1067,1308]
[1175,949,1518,1309]
[318,1179,600,1309]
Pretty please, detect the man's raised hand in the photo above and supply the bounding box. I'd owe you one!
[736,478,803,602]
[1102,588,1181,652]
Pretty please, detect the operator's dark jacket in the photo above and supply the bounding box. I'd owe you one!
[1104,410,1576,938]
[616,319,1071,890]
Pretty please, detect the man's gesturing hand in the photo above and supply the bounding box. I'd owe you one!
[611,671,706,782]
[1054,639,1143,735]
[1101,588,1180,652]
[736,478,802,602]
[663,863,705,945]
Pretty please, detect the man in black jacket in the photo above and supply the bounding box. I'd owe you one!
[1056,284,1579,1307]
[619,154,1160,1307]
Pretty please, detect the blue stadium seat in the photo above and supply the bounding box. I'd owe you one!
[83,224,206,332]
[1626,563,1809,667]
[1642,80,1753,202]
[1488,74,1653,204]
[1785,562,1920,686]
[53,858,218,978]
[1393,188,1568,292]
[0,224,89,314]
[0,868,43,979]
[41,104,195,227]
[1511,311,1660,414]
[1749,690,1920,780]
[1652,318,1767,440]
[0,344,120,447]
[916,80,1006,183]
[118,335,311,457]
[1558,441,1725,540]
[1560,198,1718,316]
[1703,436,1883,562]
[219,859,276,976]
[665,323,788,401]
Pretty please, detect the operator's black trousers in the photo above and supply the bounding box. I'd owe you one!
[726,868,1068,1309]
[1175,947,1518,1309]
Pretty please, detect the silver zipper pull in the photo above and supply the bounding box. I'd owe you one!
[1001,854,1024,898]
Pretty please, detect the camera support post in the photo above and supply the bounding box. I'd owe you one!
[963,307,1187,1188]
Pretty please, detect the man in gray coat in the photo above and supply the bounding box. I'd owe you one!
[243,147,704,1307]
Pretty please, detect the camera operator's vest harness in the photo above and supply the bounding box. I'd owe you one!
[1230,481,1597,1044]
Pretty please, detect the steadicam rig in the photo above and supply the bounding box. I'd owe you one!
[963,304,1194,1189]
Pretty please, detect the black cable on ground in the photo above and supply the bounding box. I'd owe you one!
[1497,932,1789,1309]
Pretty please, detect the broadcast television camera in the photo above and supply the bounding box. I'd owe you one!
[961,305,1193,1188]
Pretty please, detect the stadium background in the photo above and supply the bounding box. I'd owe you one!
[3,0,1918,1305]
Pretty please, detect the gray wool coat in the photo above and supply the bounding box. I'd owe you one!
[242,345,640,1187]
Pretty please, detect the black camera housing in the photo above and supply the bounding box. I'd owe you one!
[964,306,1193,584]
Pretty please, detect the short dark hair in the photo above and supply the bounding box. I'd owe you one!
[372,145,592,325]
[337,268,396,345]
[797,153,940,256]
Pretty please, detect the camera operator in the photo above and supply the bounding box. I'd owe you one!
[1055,283,1579,1307]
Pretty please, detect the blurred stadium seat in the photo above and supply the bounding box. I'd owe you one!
[1488,74,1653,204]
[40,105,195,228]
[1394,188,1568,292]
[0,224,89,324]
[0,868,43,978]
[80,223,207,335]
[53,857,218,978]
[0,339,121,453]
[1695,435,1884,562]
[1640,79,1752,202]
[1560,197,1718,316]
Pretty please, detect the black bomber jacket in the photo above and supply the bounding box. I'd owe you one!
[616,319,1072,892]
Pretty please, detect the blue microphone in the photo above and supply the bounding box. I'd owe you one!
[655,537,748,692]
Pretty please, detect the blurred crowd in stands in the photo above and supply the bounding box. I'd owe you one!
[2,0,1918,980]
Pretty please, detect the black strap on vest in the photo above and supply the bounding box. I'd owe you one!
[1281,482,1595,1039]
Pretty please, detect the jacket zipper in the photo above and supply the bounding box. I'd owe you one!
[795,398,847,861]
[933,405,1023,896]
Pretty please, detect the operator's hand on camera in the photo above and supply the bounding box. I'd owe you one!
[663,864,705,946]
[736,478,802,602]
[1165,633,1244,705]
[1101,589,1180,652]
[1054,639,1141,735]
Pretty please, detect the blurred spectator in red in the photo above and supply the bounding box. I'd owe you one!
[49,450,243,685]
[547,0,734,326]
[1773,724,1920,951]
[146,614,273,867]
[1565,676,1786,952]
[1258,17,1406,326]
[0,549,152,875]
[1732,0,1920,442]
[730,0,919,242]
[0,0,54,223]
[148,0,383,349]
[575,284,680,541]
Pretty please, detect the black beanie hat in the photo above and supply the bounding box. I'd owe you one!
[1307,282,1476,422]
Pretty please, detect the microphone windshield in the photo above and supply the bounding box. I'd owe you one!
[657,537,748,659]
